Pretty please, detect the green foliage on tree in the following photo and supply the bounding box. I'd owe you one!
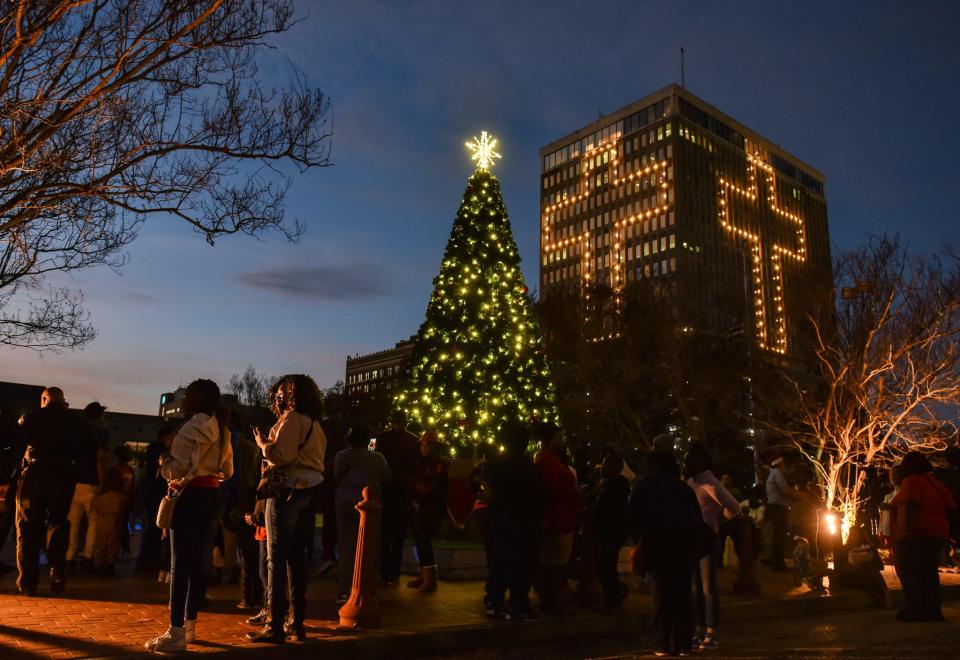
[396,167,558,455]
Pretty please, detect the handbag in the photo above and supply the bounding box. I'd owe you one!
[256,422,314,500]
[156,488,180,530]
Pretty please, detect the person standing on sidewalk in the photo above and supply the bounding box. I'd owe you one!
[64,402,107,572]
[684,444,741,651]
[375,410,420,585]
[485,420,545,621]
[334,424,391,604]
[248,375,326,644]
[592,453,630,607]
[407,430,449,593]
[533,422,580,614]
[15,387,88,596]
[765,454,795,572]
[144,379,233,653]
[892,451,956,622]
[630,451,704,657]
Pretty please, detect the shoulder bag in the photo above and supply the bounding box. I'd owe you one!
[256,421,314,501]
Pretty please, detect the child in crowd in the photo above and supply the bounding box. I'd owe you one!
[91,470,131,575]
[592,454,630,606]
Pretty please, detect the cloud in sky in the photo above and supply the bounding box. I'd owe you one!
[233,264,394,301]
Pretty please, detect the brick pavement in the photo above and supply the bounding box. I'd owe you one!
[1,555,959,659]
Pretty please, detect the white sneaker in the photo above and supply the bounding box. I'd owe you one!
[144,626,186,652]
[184,619,196,643]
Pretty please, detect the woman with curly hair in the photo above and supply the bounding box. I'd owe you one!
[248,374,327,644]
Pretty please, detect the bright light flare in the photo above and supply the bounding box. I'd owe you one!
[466,131,501,171]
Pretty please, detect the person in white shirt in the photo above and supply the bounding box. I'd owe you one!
[765,455,795,572]
[145,379,233,653]
[684,445,741,651]
[248,374,327,644]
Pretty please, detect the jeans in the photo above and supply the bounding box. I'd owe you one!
[380,489,408,579]
[169,487,220,627]
[138,494,164,570]
[766,504,789,569]
[266,487,317,630]
[693,539,721,630]
[412,505,444,567]
[66,482,98,560]
[486,512,540,611]
[896,535,945,619]
[16,469,75,593]
[650,560,696,653]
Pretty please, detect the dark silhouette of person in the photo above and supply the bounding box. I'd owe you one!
[374,410,420,585]
[16,387,88,595]
[630,451,705,656]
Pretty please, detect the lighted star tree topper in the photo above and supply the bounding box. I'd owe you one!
[396,131,559,454]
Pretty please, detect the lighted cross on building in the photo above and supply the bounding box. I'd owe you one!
[718,152,808,354]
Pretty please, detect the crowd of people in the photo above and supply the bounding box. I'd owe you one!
[1,381,958,656]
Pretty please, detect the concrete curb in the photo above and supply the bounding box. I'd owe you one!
[182,583,960,659]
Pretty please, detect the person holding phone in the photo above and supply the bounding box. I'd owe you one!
[248,375,326,644]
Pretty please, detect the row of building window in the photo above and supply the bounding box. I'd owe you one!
[542,98,671,172]
[347,364,402,385]
[543,256,677,285]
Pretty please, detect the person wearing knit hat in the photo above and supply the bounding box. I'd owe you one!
[765,453,794,572]
[406,430,449,593]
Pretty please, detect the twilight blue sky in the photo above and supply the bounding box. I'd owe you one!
[2,0,958,414]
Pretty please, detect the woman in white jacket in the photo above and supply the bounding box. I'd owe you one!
[248,374,326,644]
[145,379,233,653]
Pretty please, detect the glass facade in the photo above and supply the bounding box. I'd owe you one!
[539,85,831,357]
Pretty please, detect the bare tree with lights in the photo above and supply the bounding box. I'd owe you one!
[0,0,331,350]
[784,236,960,539]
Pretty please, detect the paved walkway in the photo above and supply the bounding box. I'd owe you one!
[1,553,958,659]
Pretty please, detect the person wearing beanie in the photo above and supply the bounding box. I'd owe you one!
[406,430,449,593]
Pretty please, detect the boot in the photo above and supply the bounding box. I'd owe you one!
[407,567,426,589]
[419,565,438,593]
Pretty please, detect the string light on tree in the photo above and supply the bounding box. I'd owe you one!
[397,131,558,453]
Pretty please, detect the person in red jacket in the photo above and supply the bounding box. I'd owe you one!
[533,422,580,614]
[892,451,957,622]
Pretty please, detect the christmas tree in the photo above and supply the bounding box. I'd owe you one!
[396,132,558,455]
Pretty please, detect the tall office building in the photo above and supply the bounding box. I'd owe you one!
[539,84,831,357]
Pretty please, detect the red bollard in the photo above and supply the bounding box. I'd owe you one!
[339,487,383,629]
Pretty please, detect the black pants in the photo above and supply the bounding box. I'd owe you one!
[767,504,789,569]
[380,491,407,579]
[412,506,444,567]
[896,535,945,619]
[170,487,220,627]
[238,522,263,607]
[595,535,624,603]
[138,495,164,570]
[486,513,539,611]
[320,484,338,562]
[266,487,317,630]
[650,560,696,654]
[16,470,74,594]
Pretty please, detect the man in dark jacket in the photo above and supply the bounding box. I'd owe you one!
[629,451,705,656]
[375,410,420,585]
[16,387,88,595]
[485,420,546,620]
[0,408,26,574]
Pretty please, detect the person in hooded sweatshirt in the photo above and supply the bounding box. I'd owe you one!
[334,424,391,604]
